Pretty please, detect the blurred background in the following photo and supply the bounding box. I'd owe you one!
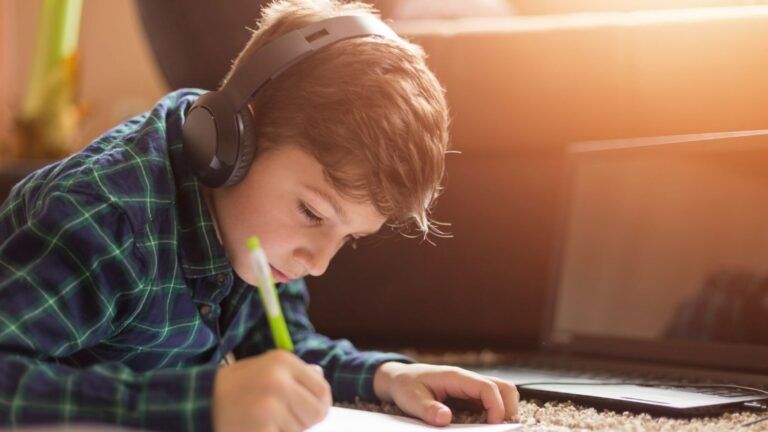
[2,0,768,352]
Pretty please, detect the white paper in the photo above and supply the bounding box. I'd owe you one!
[306,407,523,432]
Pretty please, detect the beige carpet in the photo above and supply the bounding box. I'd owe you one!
[342,351,768,431]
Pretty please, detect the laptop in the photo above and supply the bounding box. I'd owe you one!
[469,130,768,416]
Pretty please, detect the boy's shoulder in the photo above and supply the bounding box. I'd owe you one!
[9,89,206,229]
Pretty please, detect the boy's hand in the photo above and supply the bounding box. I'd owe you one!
[213,350,331,432]
[373,362,519,426]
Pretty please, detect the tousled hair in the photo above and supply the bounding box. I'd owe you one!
[223,0,451,239]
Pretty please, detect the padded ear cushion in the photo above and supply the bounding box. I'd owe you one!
[225,107,259,187]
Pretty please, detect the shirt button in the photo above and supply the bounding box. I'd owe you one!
[216,273,227,285]
[198,304,212,317]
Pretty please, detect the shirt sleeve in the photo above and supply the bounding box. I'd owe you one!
[234,278,414,403]
[0,189,217,431]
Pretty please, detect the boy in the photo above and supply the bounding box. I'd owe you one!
[0,1,518,431]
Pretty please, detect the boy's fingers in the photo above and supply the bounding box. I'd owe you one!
[274,400,303,432]
[293,364,332,404]
[432,372,505,424]
[489,377,520,420]
[471,379,505,424]
[287,379,331,430]
[397,384,453,426]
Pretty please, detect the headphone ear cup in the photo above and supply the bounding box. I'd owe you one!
[225,107,259,187]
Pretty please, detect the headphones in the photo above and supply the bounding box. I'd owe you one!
[181,15,399,188]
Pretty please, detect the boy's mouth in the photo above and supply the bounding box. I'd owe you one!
[270,265,293,283]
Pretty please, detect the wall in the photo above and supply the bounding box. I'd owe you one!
[1,0,167,160]
[512,0,768,14]
[0,1,15,152]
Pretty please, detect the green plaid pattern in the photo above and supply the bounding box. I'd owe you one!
[0,89,412,431]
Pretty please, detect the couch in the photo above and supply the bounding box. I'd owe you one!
[135,5,768,350]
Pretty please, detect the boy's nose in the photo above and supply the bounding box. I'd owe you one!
[307,259,330,277]
[295,243,334,277]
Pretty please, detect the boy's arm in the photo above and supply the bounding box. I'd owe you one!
[0,355,218,430]
[234,278,414,403]
[0,190,217,431]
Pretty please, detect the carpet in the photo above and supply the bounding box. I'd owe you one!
[342,350,768,431]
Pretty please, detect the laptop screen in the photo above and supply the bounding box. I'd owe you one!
[547,131,768,372]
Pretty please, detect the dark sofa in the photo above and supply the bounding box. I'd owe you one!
[133,4,768,351]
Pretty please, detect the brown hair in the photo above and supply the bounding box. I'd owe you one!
[223,0,450,239]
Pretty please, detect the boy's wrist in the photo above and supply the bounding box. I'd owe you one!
[373,361,408,402]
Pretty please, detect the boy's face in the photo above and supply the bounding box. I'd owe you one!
[209,145,386,286]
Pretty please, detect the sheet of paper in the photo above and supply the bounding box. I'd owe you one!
[306,407,523,432]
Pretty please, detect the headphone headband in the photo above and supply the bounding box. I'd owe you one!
[224,15,399,109]
[182,15,399,187]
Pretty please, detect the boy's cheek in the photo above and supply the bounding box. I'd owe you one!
[230,257,256,286]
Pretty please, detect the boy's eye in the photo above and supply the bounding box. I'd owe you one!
[299,202,322,225]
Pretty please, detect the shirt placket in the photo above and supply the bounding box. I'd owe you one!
[193,271,233,366]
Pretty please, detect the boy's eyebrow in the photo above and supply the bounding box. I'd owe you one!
[305,185,348,224]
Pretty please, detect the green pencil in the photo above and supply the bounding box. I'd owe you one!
[247,236,294,351]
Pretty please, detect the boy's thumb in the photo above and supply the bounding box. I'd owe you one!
[419,400,452,426]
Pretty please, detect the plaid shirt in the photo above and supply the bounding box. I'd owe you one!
[0,89,412,431]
